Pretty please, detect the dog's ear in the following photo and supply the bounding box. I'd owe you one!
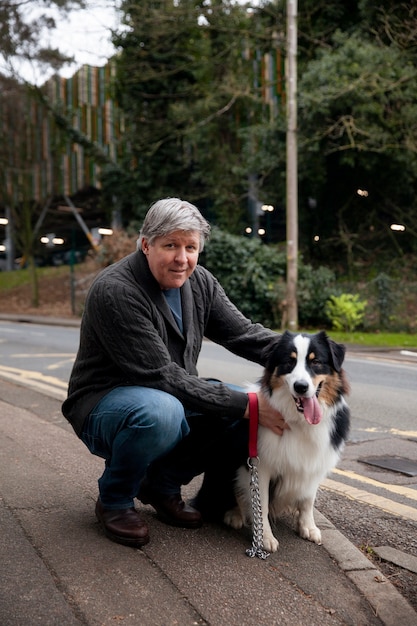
[318,330,346,372]
[262,331,292,370]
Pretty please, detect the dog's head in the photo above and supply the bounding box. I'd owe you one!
[261,331,348,425]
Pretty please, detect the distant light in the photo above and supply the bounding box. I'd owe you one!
[0,217,8,225]
[98,227,113,236]
[40,233,64,246]
[390,224,406,232]
[258,228,266,236]
[313,235,320,242]
[0,244,5,252]
[357,189,369,197]
[245,227,252,234]
[261,204,274,212]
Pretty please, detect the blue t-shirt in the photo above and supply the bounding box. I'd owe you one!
[163,288,183,333]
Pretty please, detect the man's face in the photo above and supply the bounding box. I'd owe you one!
[141,230,200,290]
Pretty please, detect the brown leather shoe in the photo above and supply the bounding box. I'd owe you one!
[138,481,202,528]
[95,499,150,548]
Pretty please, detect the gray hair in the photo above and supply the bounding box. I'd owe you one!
[137,198,211,251]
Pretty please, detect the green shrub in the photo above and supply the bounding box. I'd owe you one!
[325,293,367,332]
[200,228,286,327]
[372,272,396,329]
[201,228,338,328]
[298,264,337,327]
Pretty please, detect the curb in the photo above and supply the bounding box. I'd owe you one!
[0,313,81,327]
[315,511,416,626]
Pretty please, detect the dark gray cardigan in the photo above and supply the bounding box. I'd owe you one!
[62,250,278,436]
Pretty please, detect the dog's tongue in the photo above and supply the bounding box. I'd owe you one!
[302,395,322,425]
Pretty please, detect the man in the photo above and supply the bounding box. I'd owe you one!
[62,198,285,548]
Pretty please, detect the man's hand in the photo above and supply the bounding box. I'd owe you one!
[244,391,289,436]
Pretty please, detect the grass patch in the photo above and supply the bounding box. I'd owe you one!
[0,268,31,290]
[319,331,417,349]
[0,265,70,291]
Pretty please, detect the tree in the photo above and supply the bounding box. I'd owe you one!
[0,0,85,81]
[112,0,203,220]
[0,0,86,304]
[260,1,416,273]
[297,25,417,270]
[0,77,57,303]
[111,0,285,231]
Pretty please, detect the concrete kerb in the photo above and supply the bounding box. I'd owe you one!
[0,313,81,327]
[315,511,417,626]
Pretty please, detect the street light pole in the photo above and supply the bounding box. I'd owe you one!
[286,0,298,330]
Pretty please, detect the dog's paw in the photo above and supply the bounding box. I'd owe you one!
[299,525,322,545]
[224,507,244,530]
[263,531,279,553]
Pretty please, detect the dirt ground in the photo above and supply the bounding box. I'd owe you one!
[0,262,99,319]
[0,231,137,319]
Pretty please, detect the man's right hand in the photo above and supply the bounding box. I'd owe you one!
[244,391,289,436]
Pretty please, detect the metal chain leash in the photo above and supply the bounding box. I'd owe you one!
[245,456,270,560]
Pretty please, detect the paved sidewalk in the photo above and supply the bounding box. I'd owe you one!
[1,382,416,626]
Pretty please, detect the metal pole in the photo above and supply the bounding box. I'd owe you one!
[63,195,101,253]
[70,226,76,315]
[5,206,15,271]
[286,0,298,330]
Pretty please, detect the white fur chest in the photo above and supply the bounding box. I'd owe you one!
[257,418,340,487]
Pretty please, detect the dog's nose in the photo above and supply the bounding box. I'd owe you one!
[294,380,309,395]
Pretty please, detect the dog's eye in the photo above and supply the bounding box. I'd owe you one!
[310,358,321,366]
[284,357,296,368]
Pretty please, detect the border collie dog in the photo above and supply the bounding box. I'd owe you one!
[224,330,350,553]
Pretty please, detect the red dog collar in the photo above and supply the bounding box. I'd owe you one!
[248,392,259,458]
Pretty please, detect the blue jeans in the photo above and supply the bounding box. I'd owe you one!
[81,383,248,511]
[81,386,190,509]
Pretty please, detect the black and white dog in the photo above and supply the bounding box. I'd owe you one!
[224,331,350,553]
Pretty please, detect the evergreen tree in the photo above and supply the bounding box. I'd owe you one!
[111,0,284,232]
[296,2,417,269]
